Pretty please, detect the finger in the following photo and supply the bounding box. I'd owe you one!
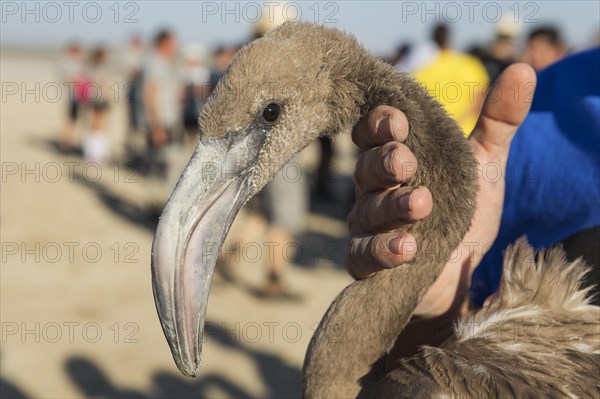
[354,141,418,194]
[348,186,432,234]
[352,105,409,150]
[470,63,537,159]
[347,232,417,279]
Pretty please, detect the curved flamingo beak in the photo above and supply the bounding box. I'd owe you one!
[151,130,266,376]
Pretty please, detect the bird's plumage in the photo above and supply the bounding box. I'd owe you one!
[151,22,600,398]
[371,238,600,398]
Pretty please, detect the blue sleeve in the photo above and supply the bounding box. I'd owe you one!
[470,47,600,306]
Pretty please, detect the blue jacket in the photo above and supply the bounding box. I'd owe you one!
[471,47,600,305]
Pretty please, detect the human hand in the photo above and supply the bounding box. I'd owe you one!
[346,103,432,279]
[347,63,536,318]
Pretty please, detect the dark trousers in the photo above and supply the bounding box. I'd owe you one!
[558,225,600,305]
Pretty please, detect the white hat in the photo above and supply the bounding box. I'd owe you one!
[254,1,292,36]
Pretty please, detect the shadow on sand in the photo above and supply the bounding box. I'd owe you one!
[1,321,301,399]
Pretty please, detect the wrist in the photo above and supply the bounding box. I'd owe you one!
[414,249,473,318]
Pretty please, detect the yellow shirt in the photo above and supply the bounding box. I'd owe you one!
[413,50,489,135]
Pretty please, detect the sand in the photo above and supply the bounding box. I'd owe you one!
[0,52,355,398]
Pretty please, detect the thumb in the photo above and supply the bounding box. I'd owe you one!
[469,63,537,158]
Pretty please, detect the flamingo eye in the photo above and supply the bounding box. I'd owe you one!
[262,103,281,123]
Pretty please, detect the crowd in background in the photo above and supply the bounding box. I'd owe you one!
[55,18,598,297]
[57,29,227,169]
[57,20,581,169]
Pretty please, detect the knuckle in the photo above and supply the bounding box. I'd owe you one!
[378,142,398,181]
[369,235,389,270]
[346,237,367,279]
[351,118,370,146]
[378,142,398,179]
[347,205,359,233]
[385,192,401,223]
[351,125,362,145]
[368,235,381,256]
[359,195,377,231]
[353,154,367,188]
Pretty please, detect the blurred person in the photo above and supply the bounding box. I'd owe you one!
[260,162,308,296]
[209,46,236,91]
[124,35,145,130]
[58,42,85,151]
[390,43,412,71]
[82,46,111,164]
[492,21,518,62]
[470,22,518,83]
[396,40,438,73]
[123,35,146,159]
[143,29,182,178]
[522,25,567,71]
[413,23,489,134]
[181,42,210,141]
[315,136,335,200]
[389,43,411,65]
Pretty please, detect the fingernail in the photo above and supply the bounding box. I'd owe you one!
[398,191,412,212]
[377,115,393,139]
[387,235,404,255]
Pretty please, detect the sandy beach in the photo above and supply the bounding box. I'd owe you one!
[1,51,355,398]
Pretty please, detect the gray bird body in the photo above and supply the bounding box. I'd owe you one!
[150,22,600,399]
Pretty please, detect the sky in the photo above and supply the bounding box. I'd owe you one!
[1,1,599,55]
